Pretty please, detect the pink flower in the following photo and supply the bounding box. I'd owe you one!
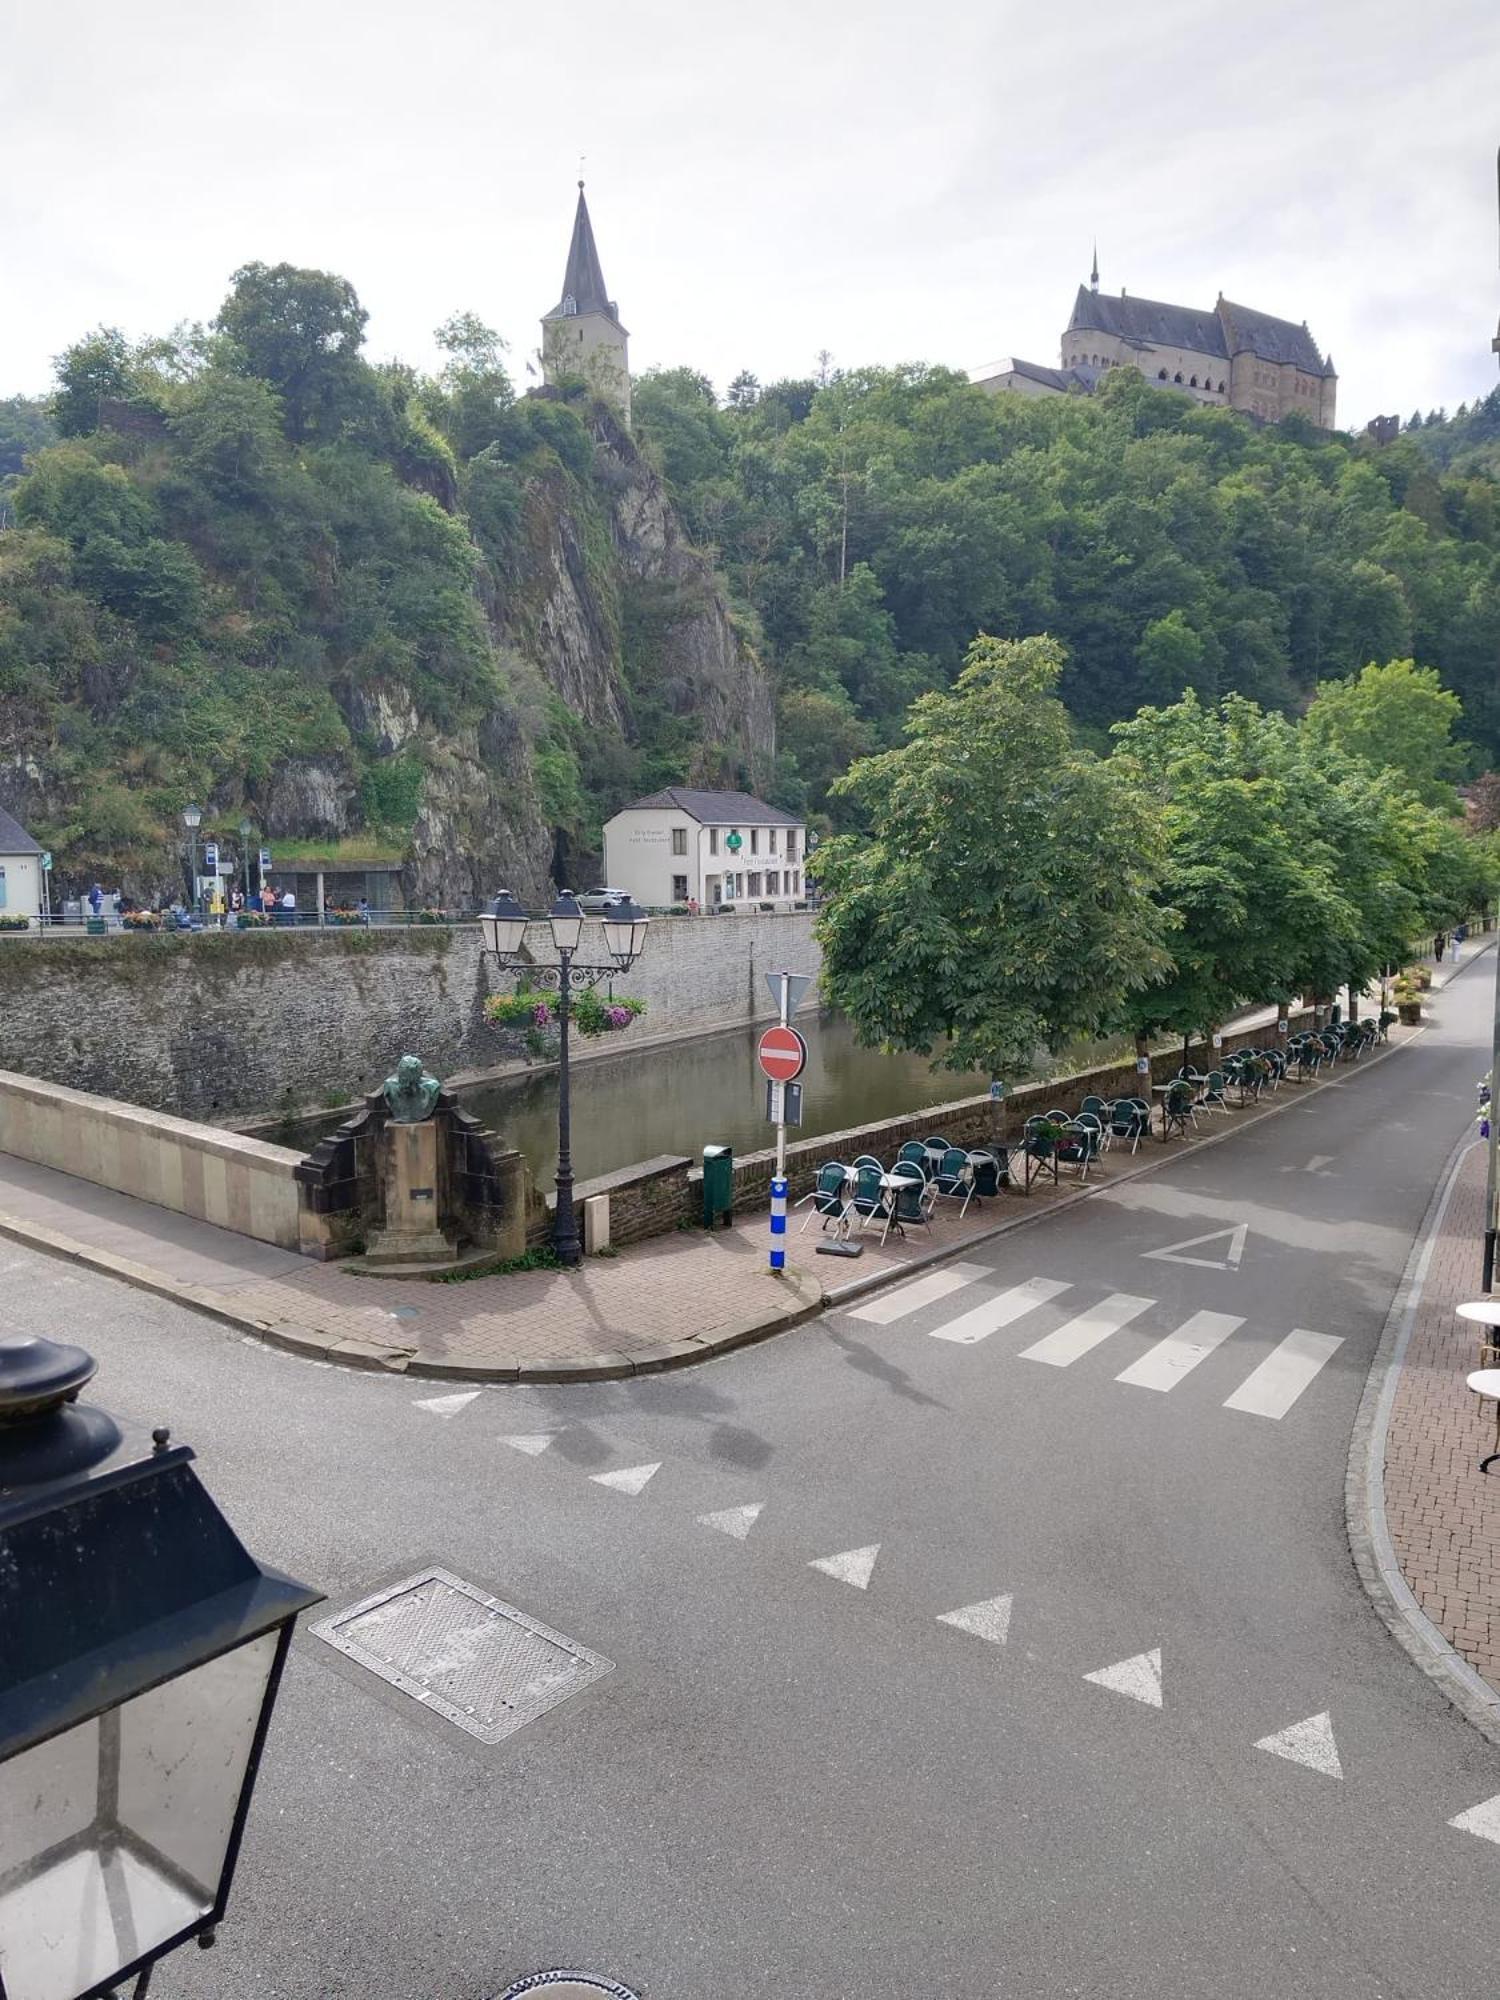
[532,1002,553,1028]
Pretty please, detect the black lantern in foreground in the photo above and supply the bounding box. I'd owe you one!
[0,1336,322,2000]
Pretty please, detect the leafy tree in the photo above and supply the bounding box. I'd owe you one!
[216,263,369,440]
[1302,658,1464,806]
[1466,770,1500,832]
[50,328,136,437]
[815,635,1170,1076]
[423,313,515,460]
[0,397,55,482]
[727,371,760,409]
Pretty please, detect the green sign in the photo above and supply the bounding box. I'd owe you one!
[39,851,51,871]
[726,830,743,853]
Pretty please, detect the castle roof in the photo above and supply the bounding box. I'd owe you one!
[616,787,802,826]
[1068,285,1227,358]
[0,805,41,855]
[1217,297,1334,376]
[972,357,1098,393]
[545,183,625,331]
[1067,284,1334,378]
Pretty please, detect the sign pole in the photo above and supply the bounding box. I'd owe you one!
[770,970,788,1273]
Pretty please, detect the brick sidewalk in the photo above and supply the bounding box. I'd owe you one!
[1382,1140,1500,1690]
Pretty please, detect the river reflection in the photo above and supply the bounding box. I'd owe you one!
[466,1012,1123,1189]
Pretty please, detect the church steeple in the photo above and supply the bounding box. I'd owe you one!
[541,180,631,426]
[549,181,622,326]
[1090,241,1100,292]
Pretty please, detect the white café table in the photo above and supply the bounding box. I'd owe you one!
[1457,1300,1500,1330]
[1465,1366,1500,1473]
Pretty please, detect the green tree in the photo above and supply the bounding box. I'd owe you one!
[216,263,369,440]
[815,635,1170,1076]
[50,328,135,437]
[1302,658,1464,806]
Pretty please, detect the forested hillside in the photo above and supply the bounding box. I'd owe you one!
[633,366,1500,822]
[4,268,1500,899]
[0,267,770,899]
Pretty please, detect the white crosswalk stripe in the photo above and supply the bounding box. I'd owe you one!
[1222,1329,1343,1419]
[1019,1293,1154,1367]
[1115,1310,1244,1392]
[927,1276,1071,1345]
[847,1261,991,1325]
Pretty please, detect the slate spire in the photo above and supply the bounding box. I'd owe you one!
[1090,240,1099,292]
[549,181,620,326]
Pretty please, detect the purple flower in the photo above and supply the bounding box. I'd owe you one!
[532,1002,553,1028]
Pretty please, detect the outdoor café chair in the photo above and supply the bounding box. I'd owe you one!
[1161,1081,1196,1140]
[1201,1069,1230,1114]
[896,1140,930,1173]
[1055,1118,1097,1182]
[798,1160,851,1234]
[852,1153,884,1174]
[888,1161,935,1234]
[1120,1104,1152,1152]
[1022,1116,1061,1191]
[849,1163,896,1238]
[932,1146,976,1218]
[1080,1093,1110,1135]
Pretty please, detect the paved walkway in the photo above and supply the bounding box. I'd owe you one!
[0,1017,1421,1380]
[1382,1138,1500,1692]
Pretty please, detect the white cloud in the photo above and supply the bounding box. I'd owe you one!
[1,0,1496,426]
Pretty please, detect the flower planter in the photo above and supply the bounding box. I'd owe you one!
[1397,1001,1422,1025]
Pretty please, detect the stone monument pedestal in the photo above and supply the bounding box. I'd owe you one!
[364,1120,459,1269]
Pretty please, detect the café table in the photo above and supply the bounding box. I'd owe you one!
[1466,1367,1500,1473]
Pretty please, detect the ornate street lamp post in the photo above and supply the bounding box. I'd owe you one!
[238,818,254,906]
[0,1334,321,2000]
[479,892,650,1269]
[182,803,202,916]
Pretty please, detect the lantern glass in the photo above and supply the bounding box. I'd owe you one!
[0,1629,279,2000]
[182,804,202,831]
[547,893,585,955]
[480,892,529,960]
[601,900,649,969]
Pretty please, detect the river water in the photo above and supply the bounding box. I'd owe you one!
[465,1013,1128,1188]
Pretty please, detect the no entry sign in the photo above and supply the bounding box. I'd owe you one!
[758,1024,807,1083]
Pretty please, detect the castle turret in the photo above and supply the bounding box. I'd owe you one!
[541,182,631,427]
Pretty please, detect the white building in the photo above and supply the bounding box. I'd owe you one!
[0,807,43,928]
[601,789,807,912]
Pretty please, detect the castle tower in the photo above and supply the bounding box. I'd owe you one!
[541,182,631,427]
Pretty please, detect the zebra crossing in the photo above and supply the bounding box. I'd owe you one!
[844,1265,1343,1420]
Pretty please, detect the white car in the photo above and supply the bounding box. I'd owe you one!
[575,887,631,914]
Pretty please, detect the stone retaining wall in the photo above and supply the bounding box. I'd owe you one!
[0,1068,308,1251]
[0,911,820,1120]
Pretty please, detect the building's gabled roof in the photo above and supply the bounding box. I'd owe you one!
[1217,297,1334,376]
[1068,284,1228,358]
[544,183,625,331]
[0,805,41,855]
[971,357,1097,393]
[616,787,802,826]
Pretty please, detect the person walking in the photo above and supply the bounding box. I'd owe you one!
[87,882,103,920]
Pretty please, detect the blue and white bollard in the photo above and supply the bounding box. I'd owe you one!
[769,1175,788,1271]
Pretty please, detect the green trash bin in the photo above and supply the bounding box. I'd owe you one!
[702,1144,733,1230]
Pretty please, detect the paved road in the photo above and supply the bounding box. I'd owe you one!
[14,969,1500,1999]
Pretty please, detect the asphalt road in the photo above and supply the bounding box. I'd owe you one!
[14,966,1500,1999]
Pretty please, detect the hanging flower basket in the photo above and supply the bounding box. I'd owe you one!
[571,990,647,1038]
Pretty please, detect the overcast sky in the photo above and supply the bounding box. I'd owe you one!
[2,0,1496,428]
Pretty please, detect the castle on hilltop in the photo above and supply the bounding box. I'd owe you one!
[972,254,1337,430]
[541,182,631,427]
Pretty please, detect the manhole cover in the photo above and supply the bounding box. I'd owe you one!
[496,1979,642,1998]
[310,1568,613,1743]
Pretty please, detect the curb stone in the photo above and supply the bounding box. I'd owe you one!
[1344,1128,1500,1749]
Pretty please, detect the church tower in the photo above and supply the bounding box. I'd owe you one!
[541,182,631,427]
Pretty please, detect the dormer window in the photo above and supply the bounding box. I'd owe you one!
[562,294,578,316]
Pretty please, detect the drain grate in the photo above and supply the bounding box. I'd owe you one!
[311,1568,613,1744]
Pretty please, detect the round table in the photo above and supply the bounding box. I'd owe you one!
[1458,1300,1500,1329]
[1466,1367,1500,1473]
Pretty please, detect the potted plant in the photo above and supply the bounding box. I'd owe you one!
[1392,977,1422,1026]
[122,909,162,931]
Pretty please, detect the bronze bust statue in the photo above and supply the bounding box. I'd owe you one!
[382,1053,441,1123]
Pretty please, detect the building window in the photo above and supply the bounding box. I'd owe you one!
[791,871,799,895]
[709,828,719,855]
[750,828,759,854]
[672,875,688,902]
[768,829,777,854]
[1189,375,1198,387]
[671,827,687,856]
[1158,369,1168,380]
[563,294,577,316]
[766,871,780,895]
[1217,380,1226,393]
[748,872,762,897]
[1174,372,1183,384]
[785,833,798,862]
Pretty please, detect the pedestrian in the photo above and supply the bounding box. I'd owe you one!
[229,886,244,918]
[1435,931,1447,962]
[87,882,103,919]
[1455,923,1468,962]
[687,895,699,917]
[280,885,297,922]
[261,883,277,916]
[357,897,371,926]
